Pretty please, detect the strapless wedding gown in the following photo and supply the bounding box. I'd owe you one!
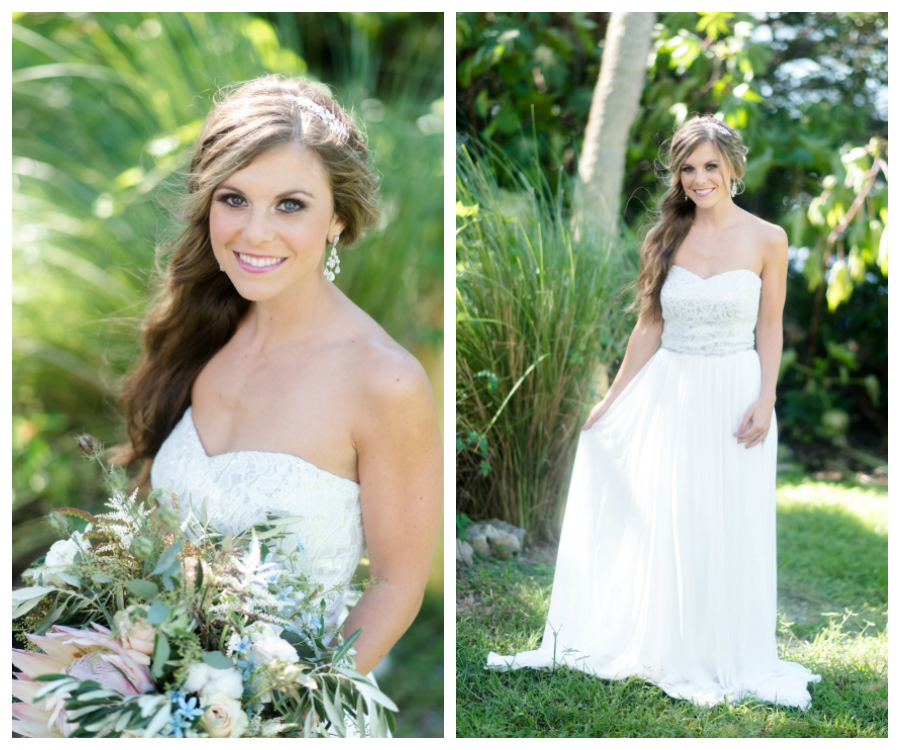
[486,266,821,709]
[151,406,378,736]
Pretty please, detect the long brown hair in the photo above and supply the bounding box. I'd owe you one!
[119,75,379,467]
[628,115,748,321]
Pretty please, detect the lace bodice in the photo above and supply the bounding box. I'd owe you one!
[150,407,366,613]
[660,266,761,356]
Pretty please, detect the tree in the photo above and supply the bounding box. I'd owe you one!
[576,12,655,232]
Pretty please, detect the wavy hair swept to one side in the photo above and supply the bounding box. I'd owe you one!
[118,75,380,469]
[626,115,749,321]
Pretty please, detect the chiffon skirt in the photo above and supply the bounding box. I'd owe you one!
[486,347,821,708]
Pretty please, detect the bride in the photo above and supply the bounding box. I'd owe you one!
[487,115,821,709]
[117,75,442,688]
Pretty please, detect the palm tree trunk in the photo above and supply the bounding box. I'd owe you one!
[575,12,655,234]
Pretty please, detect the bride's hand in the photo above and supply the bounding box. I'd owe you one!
[734,398,774,448]
[582,400,610,431]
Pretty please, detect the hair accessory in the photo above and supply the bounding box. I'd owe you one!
[289,96,349,139]
[713,123,731,137]
[324,234,340,281]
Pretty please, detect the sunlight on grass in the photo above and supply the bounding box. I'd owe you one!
[457,475,888,737]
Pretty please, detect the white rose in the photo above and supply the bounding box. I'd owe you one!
[245,621,283,641]
[23,530,93,588]
[45,531,90,568]
[200,693,249,738]
[182,662,243,700]
[252,635,299,665]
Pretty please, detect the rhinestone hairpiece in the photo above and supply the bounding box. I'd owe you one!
[288,96,349,139]
[712,123,731,137]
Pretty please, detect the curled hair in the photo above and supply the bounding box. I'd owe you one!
[119,75,380,465]
[627,115,748,321]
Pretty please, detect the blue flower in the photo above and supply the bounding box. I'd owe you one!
[231,634,252,655]
[160,690,205,738]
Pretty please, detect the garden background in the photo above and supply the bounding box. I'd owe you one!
[12,11,444,738]
[456,12,887,738]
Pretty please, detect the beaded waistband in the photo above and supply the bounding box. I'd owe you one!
[661,344,756,357]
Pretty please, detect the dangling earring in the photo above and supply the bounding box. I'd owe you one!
[219,263,224,271]
[684,192,689,201]
[324,234,340,281]
[730,180,737,198]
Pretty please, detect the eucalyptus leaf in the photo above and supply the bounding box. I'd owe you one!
[151,539,184,576]
[146,599,170,625]
[151,633,170,679]
[201,650,234,670]
[124,579,159,600]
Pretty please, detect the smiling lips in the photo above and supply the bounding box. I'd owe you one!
[694,187,715,197]
[233,251,286,273]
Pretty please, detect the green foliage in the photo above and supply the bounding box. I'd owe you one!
[456,143,636,538]
[13,10,443,571]
[456,513,473,542]
[457,11,887,449]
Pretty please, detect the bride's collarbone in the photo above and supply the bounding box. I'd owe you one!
[189,368,359,477]
[675,220,769,276]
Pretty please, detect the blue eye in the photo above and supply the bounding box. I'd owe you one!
[216,193,306,214]
[217,193,245,207]
[281,199,306,212]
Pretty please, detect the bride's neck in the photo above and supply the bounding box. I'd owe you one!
[691,199,740,230]
[242,279,337,347]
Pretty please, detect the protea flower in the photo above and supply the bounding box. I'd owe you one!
[12,623,155,738]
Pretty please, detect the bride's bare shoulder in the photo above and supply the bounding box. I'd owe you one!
[337,305,435,413]
[741,209,784,239]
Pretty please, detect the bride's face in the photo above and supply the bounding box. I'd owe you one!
[680,140,732,207]
[209,142,344,302]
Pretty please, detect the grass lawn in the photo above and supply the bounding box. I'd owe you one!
[456,472,887,738]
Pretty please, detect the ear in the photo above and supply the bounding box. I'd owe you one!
[330,215,346,242]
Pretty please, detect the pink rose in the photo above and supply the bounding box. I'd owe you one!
[114,605,155,665]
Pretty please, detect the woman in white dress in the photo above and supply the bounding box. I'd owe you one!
[118,75,442,687]
[487,116,820,709]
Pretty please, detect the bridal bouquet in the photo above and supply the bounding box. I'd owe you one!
[12,436,396,738]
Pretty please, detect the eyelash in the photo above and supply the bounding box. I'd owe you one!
[215,194,307,212]
[683,165,717,173]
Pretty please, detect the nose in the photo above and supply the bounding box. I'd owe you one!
[242,208,275,246]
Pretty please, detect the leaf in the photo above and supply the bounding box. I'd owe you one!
[55,572,82,588]
[331,627,362,665]
[124,579,159,601]
[143,702,172,738]
[320,686,346,737]
[354,681,399,712]
[151,633,170,680]
[12,585,62,619]
[201,650,234,670]
[146,599,170,625]
[151,539,184,576]
[356,691,366,737]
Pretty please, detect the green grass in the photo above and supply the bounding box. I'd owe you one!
[456,473,887,737]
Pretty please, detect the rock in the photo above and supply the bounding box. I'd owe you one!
[456,538,473,566]
[465,519,526,560]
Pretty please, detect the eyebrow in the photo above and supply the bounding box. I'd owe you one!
[216,184,316,200]
[683,160,718,167]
